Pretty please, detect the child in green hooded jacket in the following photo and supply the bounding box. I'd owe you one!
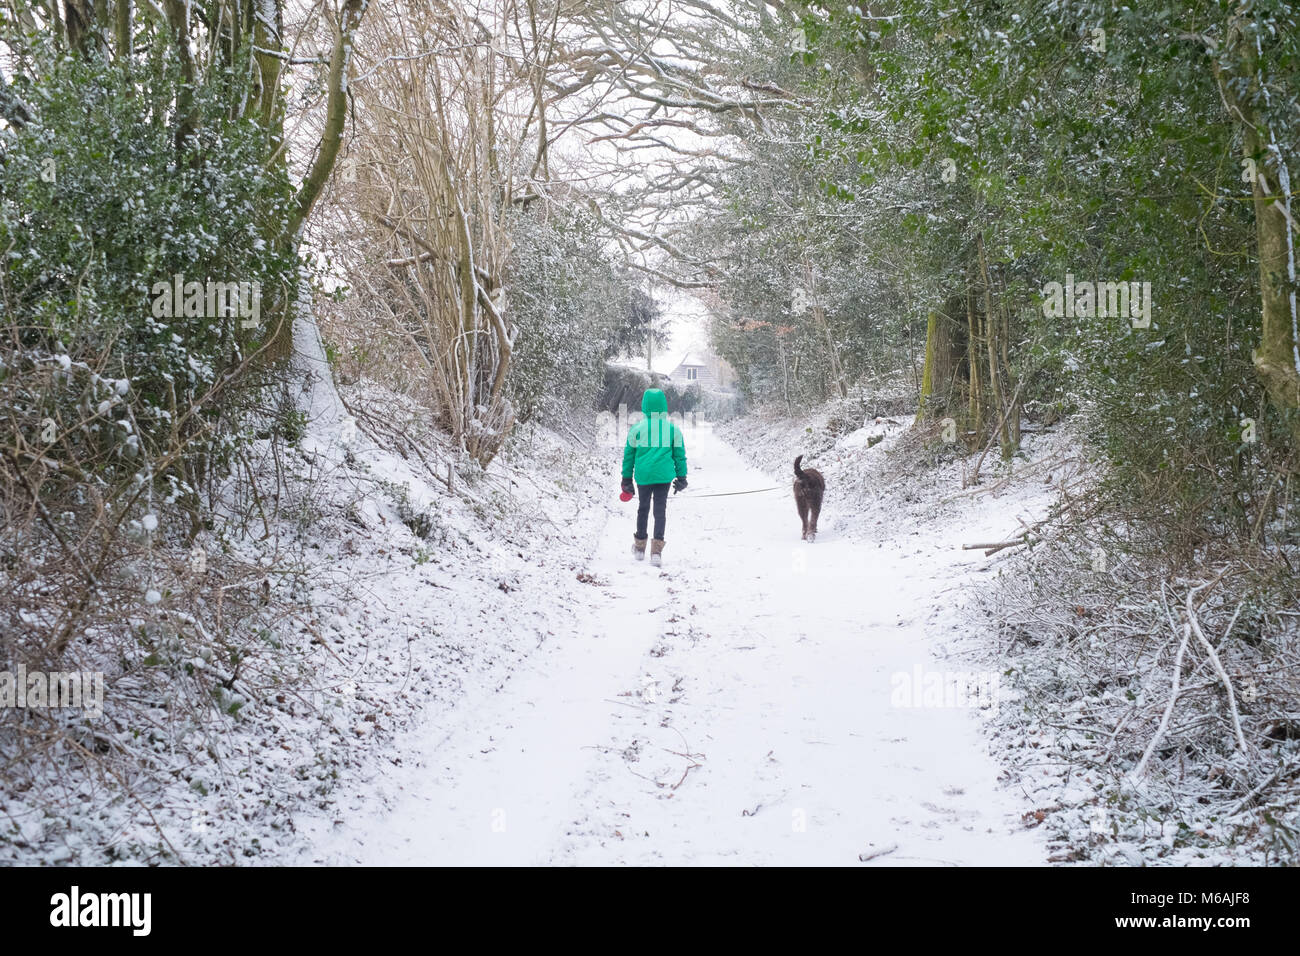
[620,388,687,566]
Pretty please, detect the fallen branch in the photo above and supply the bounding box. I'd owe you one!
[962,535,1033,556]
[1186,577,1249,754]
[1128,621,1191,784]
[966,379,1025,487]
[1231,765,1291,815]
[858,843,899,862]
[944,451,1070,504]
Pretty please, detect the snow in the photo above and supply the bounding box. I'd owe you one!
[835,416,896,450]
[2,311,1063,866]
[289,422,1046,865]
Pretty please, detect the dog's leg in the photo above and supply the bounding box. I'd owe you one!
[795,484,808,540]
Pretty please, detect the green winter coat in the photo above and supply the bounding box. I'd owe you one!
[622,388,688,485]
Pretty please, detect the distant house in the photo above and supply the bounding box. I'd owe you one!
[669,353,709,385]
[618,348,735,389]
[667,351,734,388]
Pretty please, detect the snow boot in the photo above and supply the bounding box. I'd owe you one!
[650,539,665,567]
[633,536,647,561]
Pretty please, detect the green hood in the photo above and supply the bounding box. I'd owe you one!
[622,388,687,484]
[641,388,668,415]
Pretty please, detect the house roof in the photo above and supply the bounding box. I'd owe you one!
[650,354,680,375]
[620,350,710,376]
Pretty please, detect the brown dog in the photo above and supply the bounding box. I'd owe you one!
[793,455,824,542]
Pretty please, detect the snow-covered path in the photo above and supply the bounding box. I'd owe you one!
[299,424,1045,866]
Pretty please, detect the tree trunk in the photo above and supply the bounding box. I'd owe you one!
[967,277,982,433]
[114,0,131,61]
[804,261,848,399]
[999,272,1021,450]
[163,1,196,151]
[258,0,369,363]
[1216,19,1300,445]
[915,293,963,423]
[915,309,941,423]
[978,232,1014,457]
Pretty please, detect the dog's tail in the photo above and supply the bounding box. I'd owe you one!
[794,455,807,480]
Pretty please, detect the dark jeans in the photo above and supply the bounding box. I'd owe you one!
[635,483,671,540]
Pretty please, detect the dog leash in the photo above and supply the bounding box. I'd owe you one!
[678,486,780,498]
